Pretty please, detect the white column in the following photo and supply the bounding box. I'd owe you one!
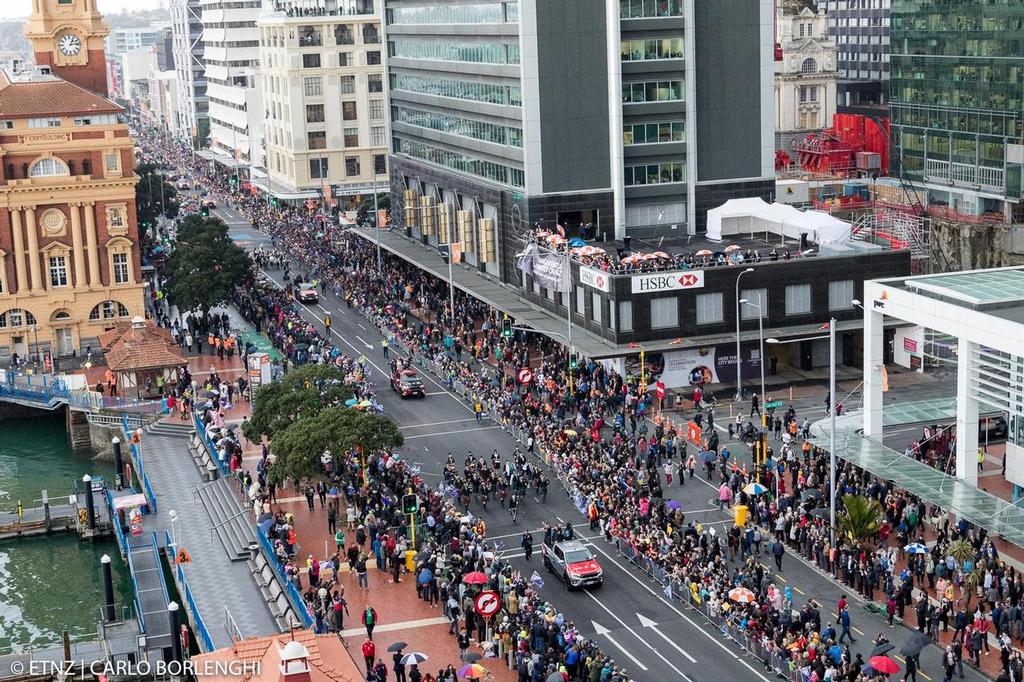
[84,202,101,287]
[605,0,625,240]
[69,203,87,289]
[956,337,979,486]
[9,209,27,294]
[24,207,42,292]
[862,306,885,440]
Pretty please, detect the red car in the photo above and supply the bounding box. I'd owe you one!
[390,368,425,398]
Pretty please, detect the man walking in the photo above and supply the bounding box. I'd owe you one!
[838,607,857,644]
[750,393,760,418]
[772,539,785,571]
[392,649,407,682]
[361,638,376,671]
[363,605,378,640]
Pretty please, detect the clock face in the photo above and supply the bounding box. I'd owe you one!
[57,32,82,57]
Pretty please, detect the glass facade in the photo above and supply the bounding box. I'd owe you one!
[624,162,685,186]
[622,80,684,103]
[394,105,523,147]
[890,0,1024,198]
[620,38,683,61]
[394,136,525,187]
[620,0,683,18]
[623,121,684,145]
[390,73,522,107]
[389,2,518,24]
[390,38,520,64]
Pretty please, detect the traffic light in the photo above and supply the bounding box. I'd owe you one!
[501,317,512,338]
[201,205,210,217]
[569,353,578,370]
[270,197,279,208]
[401,494,419,515]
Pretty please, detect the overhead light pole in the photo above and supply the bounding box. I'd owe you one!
[740,295,766,482]
[734,267,755,402]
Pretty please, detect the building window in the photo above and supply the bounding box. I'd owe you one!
[345,156,360,176]
[335,25,353,45]
[362,24,380,44]
[695,293,723,325]
[344,127,359,147]
[48,255,69,287]
[371,126,386,146]
[339,52,353,67]
[575,287,585,315]
[368,74,383,93]
[340,76,355,94]
[310,158,328,179]
[741,289,768,320]
[785,284,812,315]
[298,25,322,46]
[113,253,130,284]
[591,292,602,324]
[30,157,69,177]
[308,131,327,149]
[303,76,322,96]
[801,58,818,73]
[0,309,38,328]
[369,99,383,120]
[343,101,357,120]
[828,280,854,310]
[620,0,683,18]
[366,51,381,65]
[27,117,61,128]
[623,162,684,186]
[799,86,808,103]
[623,121,684,145]
[107,206,125,228]
[650,297,677,329]
[306,104,325,123]
[620,38,684,62]
[373,154,387,174]
[618,301,633,332]
[105,154,119,172]
[302,53,321,68]
[622,80,684,104]
[89,301,129,321]
[810,86,818,102]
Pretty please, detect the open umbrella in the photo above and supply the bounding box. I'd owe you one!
[417,568,434,585]
[809,508,830,521]
[345,398,358,406]
[728,587,756,603]
[665,499,682,511]
[743,482,768,496]
[801,489,821,501]
[870,642,895,657]
[414,549,432,563]
[695,249,713,256]
[460,652,482,663]
[462,571,488,585]
[459,663,488,679]
[899,632,931,658]
[567,237,587,248]
[724,244,742,252]
[401,653,429,665]
[868,656,900,675]
[904,542,929,555]
[386,642,408,653]
[546,673,567,682]
[698,450,717,464]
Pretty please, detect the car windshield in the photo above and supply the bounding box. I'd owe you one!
[402,375,422,385]
[564,549,592,563]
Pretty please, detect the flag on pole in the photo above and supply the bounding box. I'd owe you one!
[530,571,545,589]
[663,583,673,600]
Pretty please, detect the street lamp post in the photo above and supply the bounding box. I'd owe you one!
[739,296,766,482]
[373,173,382,270]
[734,268,755,402]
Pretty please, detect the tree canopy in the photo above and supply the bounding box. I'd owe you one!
[136,162,180,229]
[837,494,883,543]
[162,215,251,318]
[243,365,356,440]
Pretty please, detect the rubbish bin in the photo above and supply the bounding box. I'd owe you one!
[734,504,748,527]
[405,549,416,572]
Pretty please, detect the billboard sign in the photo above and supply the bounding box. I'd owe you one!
[631,271,705,294]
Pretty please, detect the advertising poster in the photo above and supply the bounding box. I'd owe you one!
[625,344,764,391]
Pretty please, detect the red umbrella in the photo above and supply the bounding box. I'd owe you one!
[868,656,900,675]
[462,571,489,585]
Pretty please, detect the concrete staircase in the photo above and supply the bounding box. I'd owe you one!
[194,478,255,562]
[147,421,195,438]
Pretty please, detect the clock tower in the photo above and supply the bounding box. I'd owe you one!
[24,0,110,97]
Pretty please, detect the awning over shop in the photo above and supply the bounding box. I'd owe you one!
[112,493,150,511]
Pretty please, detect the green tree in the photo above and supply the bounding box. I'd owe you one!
[268,406,403,483]
[162,216,251,319]
[243,365,355,440]
[136,162,180,230]
[836,494,883,543]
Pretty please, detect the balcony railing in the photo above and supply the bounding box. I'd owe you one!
[924,158,1005,192]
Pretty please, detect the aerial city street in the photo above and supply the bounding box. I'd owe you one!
[0,1,1022,682]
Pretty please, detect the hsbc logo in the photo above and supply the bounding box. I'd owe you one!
[579,266,611,292]
[631,270,705,294]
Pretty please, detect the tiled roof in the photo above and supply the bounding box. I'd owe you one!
[100,319,187,372]
[0,71,122,117]
[191,629,360,682]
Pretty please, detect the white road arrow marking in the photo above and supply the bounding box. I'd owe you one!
[355,335,374,350]
[590,621,648,672]
[636,613,697,663]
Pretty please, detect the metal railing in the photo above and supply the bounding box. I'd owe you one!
[164,529,216,653]
[0,372,170,414]
[224,606,243,644]
[122,415,158,513]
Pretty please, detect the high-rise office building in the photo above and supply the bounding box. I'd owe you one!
[107,26,162,57]
[385,0,774,285]
[170,0,208,145]
[821,0,889,109]
[890,0,1024,222]
[200,0,263,174]
[256,0,387,201]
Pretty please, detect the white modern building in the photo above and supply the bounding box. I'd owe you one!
[121,48,157,105]
[107,26,163,56]
[170,0,208,145]
[200,0,264,174]
[775,7,837,147]
[256,0,386,202]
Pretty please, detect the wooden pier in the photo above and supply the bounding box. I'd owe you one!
[0,480,114,541]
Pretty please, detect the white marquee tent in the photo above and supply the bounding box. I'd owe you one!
[706,198,852,245]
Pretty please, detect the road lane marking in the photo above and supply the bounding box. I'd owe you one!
[403,426,501,440]
[583,593,687,676]
[590,620,648,671]
[400,418,479,429]
[637,613,698,663]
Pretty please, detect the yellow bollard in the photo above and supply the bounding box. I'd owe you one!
[405,549,416,572]
[734,504,748,527]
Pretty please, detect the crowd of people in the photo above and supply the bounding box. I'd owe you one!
[139,128,1024,682]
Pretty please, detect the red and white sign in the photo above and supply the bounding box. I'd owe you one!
[474,590,501,618]
[517,368,533,385]
[655,380,666,400]
[903,337,918,353]
[686,420,702,447]
[579,266,611,293]
[631,270,705,294]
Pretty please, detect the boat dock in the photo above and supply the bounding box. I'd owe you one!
[0,478,114,541]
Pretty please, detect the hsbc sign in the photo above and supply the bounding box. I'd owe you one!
[579,266,610,293]
[631,271,705,294]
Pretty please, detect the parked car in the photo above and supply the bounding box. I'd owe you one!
[297,287,318,303]
[390,368,425,398]
[541,539,603,590]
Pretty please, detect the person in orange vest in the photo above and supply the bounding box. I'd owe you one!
[587,499,600,531]
[207,332,216,354]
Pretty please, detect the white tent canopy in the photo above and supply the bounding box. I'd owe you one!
[706,198,852,245]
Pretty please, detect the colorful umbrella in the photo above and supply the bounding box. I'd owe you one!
[904,542,928,555]
[567,237,587,247]
[728,587,756,603]
[571,245,604,257]
[695,249,713,256]
[651,251,670,259]
[869,656,901,675]
[743,482,768,495]
[459,664,488,679]
[462,571,489,585]
[665,499,682,511]
[724,244,742,252]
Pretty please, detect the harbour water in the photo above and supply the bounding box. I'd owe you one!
[0,415,133,652]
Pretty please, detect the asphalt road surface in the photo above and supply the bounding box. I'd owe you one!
[207,201,984,682]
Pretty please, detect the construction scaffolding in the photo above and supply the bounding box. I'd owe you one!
[850,208,932,273]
